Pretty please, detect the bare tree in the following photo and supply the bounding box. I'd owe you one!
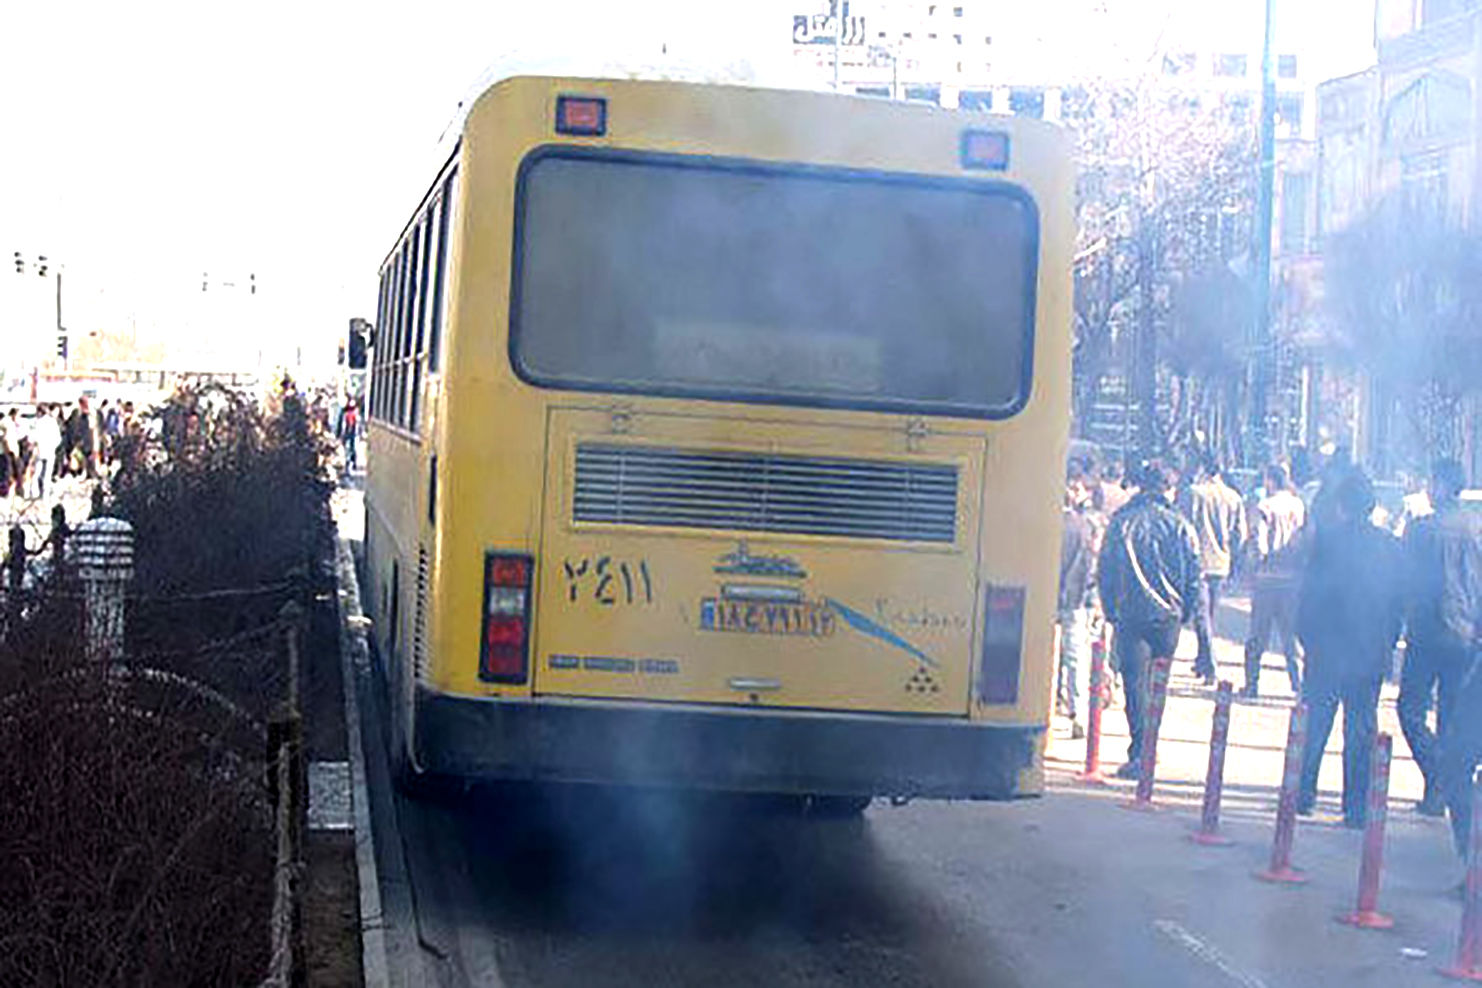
[1324,194,1482,468]
[1070,80,1258,463]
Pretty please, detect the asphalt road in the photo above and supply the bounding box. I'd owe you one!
[358,676,1469,987]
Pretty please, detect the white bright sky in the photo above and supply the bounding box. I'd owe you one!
[0,0,1374,371]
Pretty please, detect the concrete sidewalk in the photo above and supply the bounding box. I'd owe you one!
[1043,596,1472,981]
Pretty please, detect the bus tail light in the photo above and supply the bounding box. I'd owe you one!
[977,585,1025,704]
[480,553,534,684]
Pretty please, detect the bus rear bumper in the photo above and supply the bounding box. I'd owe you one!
[415,691,1043,800]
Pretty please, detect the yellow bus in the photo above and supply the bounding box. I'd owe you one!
[364,75,1072,810]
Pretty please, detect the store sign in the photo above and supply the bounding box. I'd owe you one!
[792,1,866,46]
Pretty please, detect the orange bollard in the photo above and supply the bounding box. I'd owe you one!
[1190,680,1235,846]
[1256,702,1309,884]
[1441,773,1482,980]
[1123,656,1172,811]
[1077,623,1110,786]
[1340,733,1394,929]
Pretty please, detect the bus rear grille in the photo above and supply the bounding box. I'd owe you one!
[573,443,959,543]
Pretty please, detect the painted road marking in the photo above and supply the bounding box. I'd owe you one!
[1154,919,1271,988]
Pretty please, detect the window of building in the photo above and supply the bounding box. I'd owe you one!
[953,5,963,15]
[1009,88,1044,119]
[959,89,992,111]
[1280,172,1311,255]
[856,85,890,98]
[954,32,962,43]
[1162,52,1196,76]
[905,85,941,104]
[1278,54,1298,79]
[1215,53,1248,78]
[1276,93,1303,134]
[1060,85,1092,120]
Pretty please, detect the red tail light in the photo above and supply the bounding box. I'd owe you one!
[480,552,534,684]
[977,584,1026,704]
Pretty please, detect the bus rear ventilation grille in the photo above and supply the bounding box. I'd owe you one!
[573,443,958,543]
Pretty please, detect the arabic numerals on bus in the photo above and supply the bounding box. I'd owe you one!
[563,556,653,606]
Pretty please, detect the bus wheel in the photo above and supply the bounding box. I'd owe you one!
[807,795,872,818]
[388,663,438,798]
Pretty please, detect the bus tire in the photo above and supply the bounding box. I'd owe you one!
[388,657,437,798]
[807,795,872,818]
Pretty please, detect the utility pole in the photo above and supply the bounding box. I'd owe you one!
[1249,0,1278,467]
[56,266,67,372]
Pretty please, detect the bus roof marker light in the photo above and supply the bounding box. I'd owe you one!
[556,95,607,137]
[960,129,1010,171]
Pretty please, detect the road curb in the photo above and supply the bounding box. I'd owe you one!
[335,535,391,988]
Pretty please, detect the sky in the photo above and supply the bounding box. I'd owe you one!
[0,0,1376,374]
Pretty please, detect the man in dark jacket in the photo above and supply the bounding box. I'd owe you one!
[1296,469,1403,828]
[1400,458,1482,815]
[1096,460,1202,780]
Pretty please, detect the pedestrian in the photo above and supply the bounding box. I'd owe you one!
[1243,462,1307,698]
[1058,479,1094,740]
[101,399,121,466]
[0,408,19,501]
[1096,460,1202,780]
[1399,459,1482,817]
[68,396,100,480]
[1296,469,1403,828]
[1179,455,1248,685]
[338,398,360,471]
[27,404,59,501]
[53,403,70,480]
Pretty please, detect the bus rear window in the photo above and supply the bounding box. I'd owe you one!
[511,148,1039,418]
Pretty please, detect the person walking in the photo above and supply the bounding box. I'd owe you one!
[338,398,360,471]
[1296,470,1403,828]
[1399,459,1482,817]
[1096,460,1202,780]
[1180,456,1248,685]
[1243,463,1307,697]
[69,396,100,480]
[1058,481,1094,740]
[27,404,59,501]
[0,408,19,502]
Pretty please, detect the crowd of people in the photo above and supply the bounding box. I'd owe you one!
[1058,447,1482,867]
[0,396,137,506]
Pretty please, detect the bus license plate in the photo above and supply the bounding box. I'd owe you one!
[699,598,836,637]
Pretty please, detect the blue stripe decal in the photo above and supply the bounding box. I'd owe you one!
[824,598,940,668]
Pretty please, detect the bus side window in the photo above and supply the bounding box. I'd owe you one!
[427,454,437,526]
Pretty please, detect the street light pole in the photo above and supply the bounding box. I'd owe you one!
[1249,0,1278,467]
[56,266,67,372]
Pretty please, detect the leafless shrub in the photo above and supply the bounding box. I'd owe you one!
[0,382,334,986]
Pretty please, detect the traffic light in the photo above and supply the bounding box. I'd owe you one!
[37,255,47,277]
[348,318,369,369]
[202,272,209,292]
[250,272,256,295]
[56,334,67,360]
[13,251,22,274]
